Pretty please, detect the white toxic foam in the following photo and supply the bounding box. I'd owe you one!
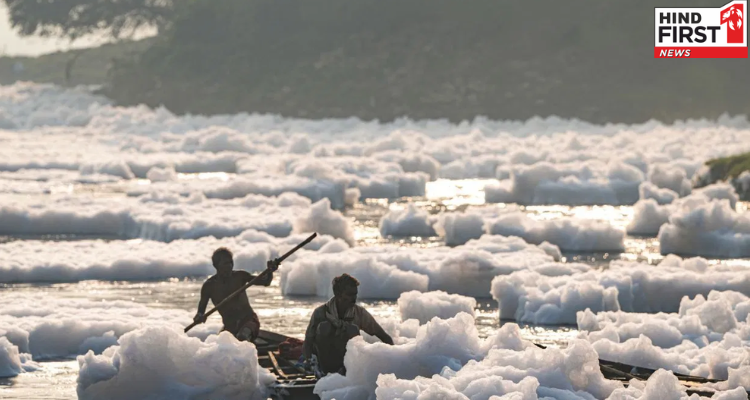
[76,327,276,400]
[379,203,438,238]
[0,191,356,244]
[577,290,750,387]
[0,229,343,283]
[491,256,750,324]
[397,291,477,324]
[313,312,625,400]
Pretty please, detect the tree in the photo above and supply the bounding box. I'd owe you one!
[3,0,174,86]
[2,0,174,40]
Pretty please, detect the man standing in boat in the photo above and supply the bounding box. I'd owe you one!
[302,273,394,376]
[193,247,278,343]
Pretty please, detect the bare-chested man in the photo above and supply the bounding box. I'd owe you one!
[193,247,278,342]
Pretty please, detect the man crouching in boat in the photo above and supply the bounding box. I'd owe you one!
[193,247,278,343]
[302,273,394,376]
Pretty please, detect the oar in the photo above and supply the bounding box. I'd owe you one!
[184,232,318,333]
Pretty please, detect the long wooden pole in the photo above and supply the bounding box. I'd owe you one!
[184,232,317,333]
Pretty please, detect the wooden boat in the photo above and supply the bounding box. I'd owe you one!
[257,330,749,400]
[256,330,319,400]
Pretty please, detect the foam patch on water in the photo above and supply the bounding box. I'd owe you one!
[627,182,742,237]
[379,203,438,238]
[647,163,693,197]
[397,291,476,324]
[372,151,440,181]
[293,198,355,246]
[576,290,750,387]
[76,327,276,400]
[485,211,625,252]
[0,229,343,283]
[280,235,558,299]
[0,293,223,361]
[281,155,429,200]
[491,256,750,324]
[433,211,485,246]
[279,252,429,299]
[0,169,124,195]
[0,191,354,243]
[158,174,348,209]
[146,166,178,182]
[484,160,645,206]
[606,369,748,400]
[317,312,749,400]
[4,82,750,210]
[658,199,750,258]
[0,336,41,378]
[428,204,625,251]
[313,312,625,400]
[639,181,680,205]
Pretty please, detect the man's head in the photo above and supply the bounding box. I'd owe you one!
[332,273,359,311]
[212,247,234,278]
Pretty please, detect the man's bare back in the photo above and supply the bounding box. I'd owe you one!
[194,247,275,341]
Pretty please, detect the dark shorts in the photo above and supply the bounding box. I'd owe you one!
[223,313,260,342]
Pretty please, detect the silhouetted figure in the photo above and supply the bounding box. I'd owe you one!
[302,274,394,376]
[193,247,277,342]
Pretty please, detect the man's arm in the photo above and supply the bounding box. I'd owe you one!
[194,281,211,323]
[238,269,273,287]
[303,308,321,361]
[359,309,394,345]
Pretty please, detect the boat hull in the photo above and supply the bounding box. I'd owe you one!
[255,330,320,400]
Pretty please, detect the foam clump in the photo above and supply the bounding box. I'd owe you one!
[146,165,178,182]
[314,313,623,400]
[279,235,558,299]
[639,181,679,205]
[627,182,744,247]
[576,290,750,384]
[279,252,429,299]
[293,198,356,246]
[77,327,276,400]
[397,290,477,324]
[492,270,621,324]
[658,198,750,258]
[0,337,24,378]
[0,229,335,283]
[606,369,700,400]
[627,198,672,235]
[0,293,223,361]
[433,212,485,246]
[5,82,750,210]
[79,160,135,180]
[485,211,625,252]
[427,205,624,251]
[374,374,540,400]
[484,160,644,206]
[0,191,316,242]
[647,164,692,197]
[379,203,438,238]
[491,256,750,324]
[0,332,42,378]
[172,173,348,209]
